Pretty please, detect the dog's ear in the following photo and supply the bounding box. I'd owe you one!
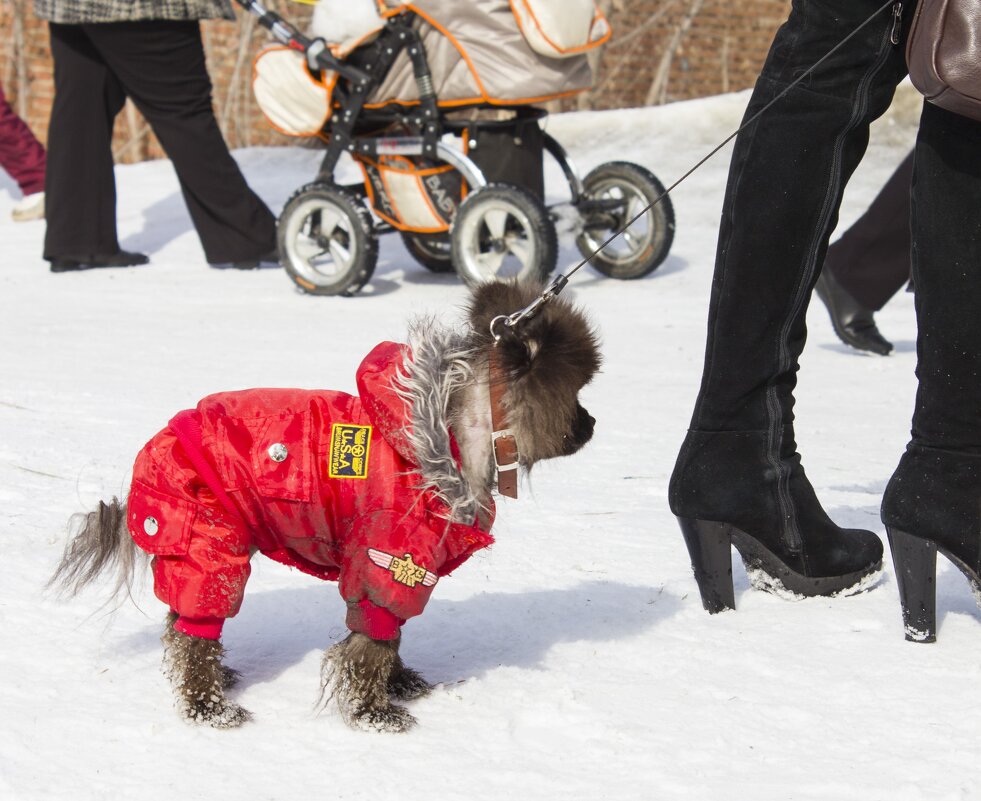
[466,280,601,386]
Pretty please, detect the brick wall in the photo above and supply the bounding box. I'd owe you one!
[571,0,791,110]
[0,0,789,162]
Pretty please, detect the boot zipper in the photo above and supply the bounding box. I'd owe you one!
[890,3,903,45]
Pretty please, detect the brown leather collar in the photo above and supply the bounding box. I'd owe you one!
[488,347,518,499]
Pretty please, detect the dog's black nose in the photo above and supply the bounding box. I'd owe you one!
[563,404,594,454]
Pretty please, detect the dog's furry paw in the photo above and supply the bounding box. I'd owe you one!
[321,632,421,732]
[162,620,252,728]
[178,696,253,729]
[348,702,417,733]
[221,665,243,690]
[388,662,433,701]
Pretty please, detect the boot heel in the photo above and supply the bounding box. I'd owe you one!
[678,518,735,613]
[887,527,938,643]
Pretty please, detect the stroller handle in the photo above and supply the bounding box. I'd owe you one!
[233,0,371,85]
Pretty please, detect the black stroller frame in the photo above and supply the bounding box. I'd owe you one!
[238,0,676,296]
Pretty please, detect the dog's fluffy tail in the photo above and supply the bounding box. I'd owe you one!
[48,497,143,600]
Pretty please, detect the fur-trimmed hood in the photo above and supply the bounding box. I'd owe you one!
[357,322,485,525]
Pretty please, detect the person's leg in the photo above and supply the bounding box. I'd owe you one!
[825,151,913,310]
[43,23,128,260]
[813,150,914,355]
[0,82,46,196]
[669,0,908,609]
[881,102,981,642]
[83,20,277,265]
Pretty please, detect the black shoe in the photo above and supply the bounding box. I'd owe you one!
[815,268,893,355]
[213,248,281,270]
[49,251,149,273]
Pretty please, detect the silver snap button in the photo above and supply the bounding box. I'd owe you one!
[268,443,288,462]
[143,516,159,536]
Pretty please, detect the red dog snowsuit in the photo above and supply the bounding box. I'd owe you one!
[126,342,494,641]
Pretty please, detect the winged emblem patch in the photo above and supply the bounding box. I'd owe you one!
[367,549,438,589]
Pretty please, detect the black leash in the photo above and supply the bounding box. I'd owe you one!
[494,0,901,337]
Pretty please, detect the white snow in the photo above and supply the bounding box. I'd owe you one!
[4,88,972,801]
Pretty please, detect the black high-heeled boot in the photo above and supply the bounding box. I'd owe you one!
[884,449,981,642]
[672,427,883,612]
[881,103,981,643]
[669,2,904,613]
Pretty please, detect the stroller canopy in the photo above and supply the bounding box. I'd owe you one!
[255,0,609,137]
[323,0,609,107]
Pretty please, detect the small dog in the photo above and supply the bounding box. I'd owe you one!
[50,280,600,732]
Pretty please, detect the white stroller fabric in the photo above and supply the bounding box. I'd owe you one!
[253,47,333,136]
[309,0,385,51]
[510,0,610,59]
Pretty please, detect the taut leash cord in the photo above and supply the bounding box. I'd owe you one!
[494,0,901,338]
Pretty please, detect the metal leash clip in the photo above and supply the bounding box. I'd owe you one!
[489,275,569,343]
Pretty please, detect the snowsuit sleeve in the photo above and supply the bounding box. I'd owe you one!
[339,509,443,638]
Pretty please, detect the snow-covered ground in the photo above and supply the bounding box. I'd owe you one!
[4,88,967,801]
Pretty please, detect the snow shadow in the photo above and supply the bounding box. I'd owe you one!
[817,339,916,355]
[113,579,677,687]
[825,502,887,533]
[405,580,679,682]
[935,563,981,632]
[120,188,194,254]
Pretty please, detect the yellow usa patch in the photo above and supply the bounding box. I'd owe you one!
[328,423,372,479]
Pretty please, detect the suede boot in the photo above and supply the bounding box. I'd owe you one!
[881,102,981,643]
[669,0,907,612]
[671,427,883,610]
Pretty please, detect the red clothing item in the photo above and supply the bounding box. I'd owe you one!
[0,82,45,196]
[127,342,494,640]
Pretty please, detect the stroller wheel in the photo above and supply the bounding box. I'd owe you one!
[575,161,675,280]
[400,231,454,273]
[278,183,378,296]
[450,183,557,287]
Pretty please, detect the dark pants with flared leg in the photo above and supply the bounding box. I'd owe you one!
[44,21,276,263]
[0,82,46,196]
[824,151,913,311]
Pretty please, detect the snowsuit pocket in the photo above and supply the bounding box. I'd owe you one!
[250,411,313,502]
[127,480,195,556]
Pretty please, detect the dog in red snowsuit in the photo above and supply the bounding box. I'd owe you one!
[130,340,495,644]
[52,281,600,731]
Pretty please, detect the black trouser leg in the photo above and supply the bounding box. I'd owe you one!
[44,23,126,259]
[824,151,913,310]
[82,21,277,264]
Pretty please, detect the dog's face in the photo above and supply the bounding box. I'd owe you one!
[467,281,601,466]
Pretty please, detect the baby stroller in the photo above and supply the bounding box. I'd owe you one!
[240,0,676,296]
